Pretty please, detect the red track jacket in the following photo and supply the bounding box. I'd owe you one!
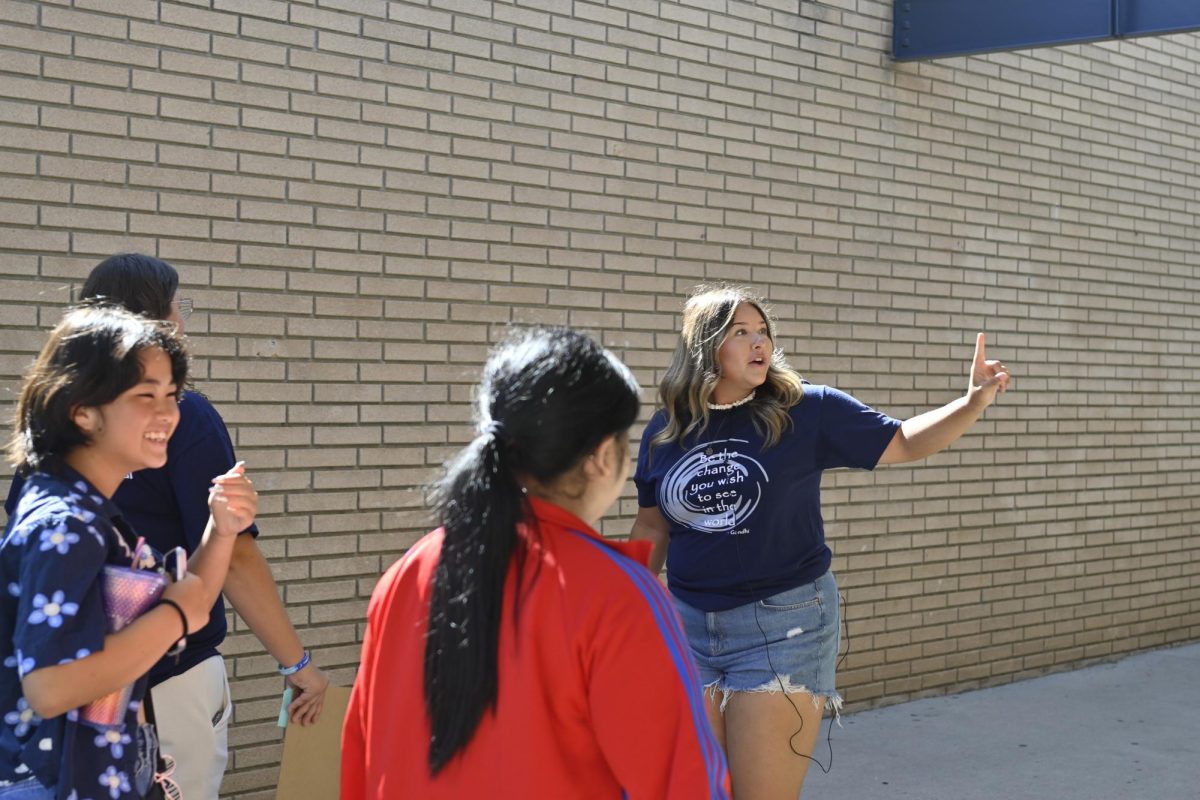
[341,498,730,799]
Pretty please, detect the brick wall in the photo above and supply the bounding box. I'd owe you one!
[1,0,1198,795]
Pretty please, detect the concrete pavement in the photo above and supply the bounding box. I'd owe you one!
[802,642,1200,800]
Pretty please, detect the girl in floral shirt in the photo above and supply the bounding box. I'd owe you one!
[0,305,257,799]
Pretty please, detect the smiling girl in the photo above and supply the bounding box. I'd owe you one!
[0,253,329,799]
[0,305,256,799]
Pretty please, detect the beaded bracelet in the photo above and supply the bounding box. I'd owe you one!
[278,650,310,677]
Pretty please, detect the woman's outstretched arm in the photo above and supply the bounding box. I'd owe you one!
[878,332,1011,465]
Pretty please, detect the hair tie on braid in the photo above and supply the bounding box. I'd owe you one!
[483,419,507,443]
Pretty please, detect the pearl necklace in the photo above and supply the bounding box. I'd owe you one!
[707,390,755,411]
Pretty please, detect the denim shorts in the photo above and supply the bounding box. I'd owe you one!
[673,570,842,713]
[0,778,53,800]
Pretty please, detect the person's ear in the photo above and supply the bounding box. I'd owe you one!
[584,435,618,480]
[72,405,101,435]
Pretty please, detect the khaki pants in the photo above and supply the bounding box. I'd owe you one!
[151,655,233,800]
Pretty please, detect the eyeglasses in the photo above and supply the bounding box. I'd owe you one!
[172,297,194,321]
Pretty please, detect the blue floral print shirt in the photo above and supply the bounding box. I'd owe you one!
[0,467,160,799]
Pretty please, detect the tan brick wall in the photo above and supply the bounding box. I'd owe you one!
[2,0,1199,795]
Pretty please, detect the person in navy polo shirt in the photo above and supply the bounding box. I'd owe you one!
[5,255,328,800]
[631,285,1011,800]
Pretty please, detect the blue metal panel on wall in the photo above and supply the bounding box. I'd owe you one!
[893,0,1112,61]
[895,0,1200,61]
[1119,0,1200,37]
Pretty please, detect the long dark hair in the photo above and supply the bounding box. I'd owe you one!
[7,303,189,475]
[81,252,179,320]
[423,327,640,774]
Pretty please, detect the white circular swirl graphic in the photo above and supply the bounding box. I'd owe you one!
[660,438,769,534]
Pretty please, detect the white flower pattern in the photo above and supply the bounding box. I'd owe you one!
[3,649,34,677]
[3,470,155,796]
[39,523,81,555]
[28,591,80,628]
[4,698,39,737]
[94,728,131,759]
[98,766,130,799]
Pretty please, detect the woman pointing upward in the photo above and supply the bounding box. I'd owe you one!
[631,285,1010,800]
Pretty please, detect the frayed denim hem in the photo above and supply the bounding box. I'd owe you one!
[704,679,844,722]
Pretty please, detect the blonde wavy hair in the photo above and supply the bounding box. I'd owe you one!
[652,284,805,450]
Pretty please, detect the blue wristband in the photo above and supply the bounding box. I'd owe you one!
[278,650,310,677]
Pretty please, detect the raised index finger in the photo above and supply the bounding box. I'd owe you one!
[973,332,986,369]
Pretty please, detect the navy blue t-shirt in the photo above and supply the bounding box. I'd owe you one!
[0,467,164,798]
[634,385,901,612]
[4,391,256,687]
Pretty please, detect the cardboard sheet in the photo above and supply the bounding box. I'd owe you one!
[275,685,352,800]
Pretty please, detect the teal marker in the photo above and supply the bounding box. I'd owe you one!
[278,685,294,728]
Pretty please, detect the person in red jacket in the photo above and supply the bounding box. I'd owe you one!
[341,327,730,799]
